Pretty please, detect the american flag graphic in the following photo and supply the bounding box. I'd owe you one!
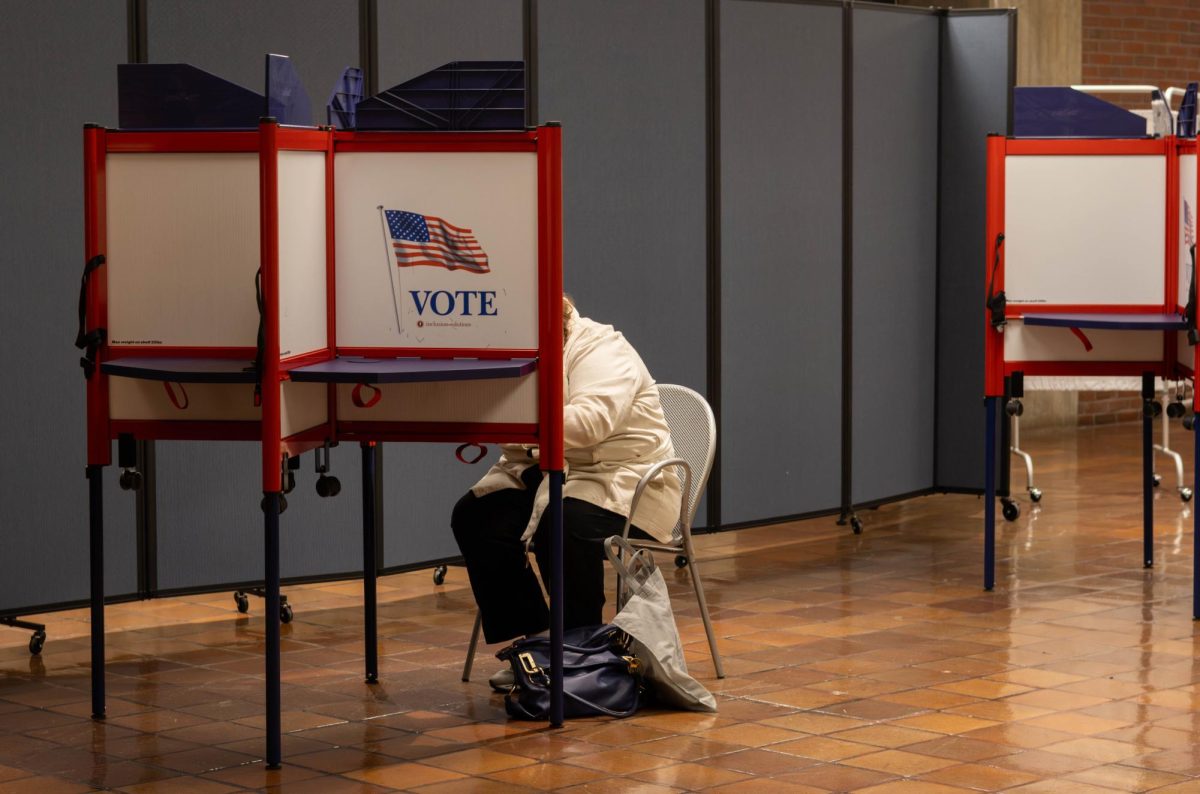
[384,209,489,273]
[1186,200,1195,249]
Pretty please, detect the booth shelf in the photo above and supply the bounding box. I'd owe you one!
[101,357,257,383]
[288,356,537,384]
[1019,312,1188,331]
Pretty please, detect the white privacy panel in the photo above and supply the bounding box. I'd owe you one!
[107,153,260,347]
[1180,153,1197,312]
[335,151,539,349]
[1005,155,1166,306]
[1004,320,1163,362]
[280,382,328,437]
[336,373,538,423]
[109,378,326,431]
[278,150,328,359]
[110,379,260,421]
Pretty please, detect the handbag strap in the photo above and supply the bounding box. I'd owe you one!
[605,535,657,598]
[498,627,626,660]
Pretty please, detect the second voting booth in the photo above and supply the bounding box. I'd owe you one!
[81,90,565,764]
[983,129,1200,605]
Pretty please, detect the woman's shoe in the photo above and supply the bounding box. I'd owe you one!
[489,667,516,692]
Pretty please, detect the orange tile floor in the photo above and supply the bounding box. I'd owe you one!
[2,421,1200,792]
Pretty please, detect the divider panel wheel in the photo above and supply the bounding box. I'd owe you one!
[29,631,45,656]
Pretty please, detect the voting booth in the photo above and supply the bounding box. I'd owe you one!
[982,134,1200,602]
[81,110,565,767]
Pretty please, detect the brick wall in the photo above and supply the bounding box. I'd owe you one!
[1077,390,1143,425]
[1082,0,1200,107]
[1077,383,1193,426]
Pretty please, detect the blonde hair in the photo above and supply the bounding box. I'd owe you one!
[563,294,575,344]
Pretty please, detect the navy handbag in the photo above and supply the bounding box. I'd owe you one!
[496,625,642,720]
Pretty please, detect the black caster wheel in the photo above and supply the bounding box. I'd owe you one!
[432,565,447,585]
[1153,473,1162,487]
[118,470,143,491]
[1002,500,1019,522]
[1183,488,1194,503]
[234,591,250,613]
[1030,488,1042,503]
[280,604,294,624]
[675,555,688,569]
[28,630,45,656]
[1168,401,1186,418]
[279,495,288,514]
[851,516,864,534]
[1145,400,1163,418]
[1005,399,1023,417]
[315,475,342,498]
[1185,414,1197,431]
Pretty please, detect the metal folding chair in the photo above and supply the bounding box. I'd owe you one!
[461,383,724,680]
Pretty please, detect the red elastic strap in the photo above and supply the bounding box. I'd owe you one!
[163,381,189,410]
[456,443,487,464]
[351,382,382,408]
[1069,327,1094,352]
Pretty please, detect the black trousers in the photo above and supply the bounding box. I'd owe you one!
[451,466,646,644]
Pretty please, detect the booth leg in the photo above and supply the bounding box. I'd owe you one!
[1143,373,1154,569]
[88,464,106,720]
[548,469,564,727]
[263,492,282,769]
[984,397,997,591]
[1194,429,1199,619]
[999,377,1013,500]
[361,442,378,684]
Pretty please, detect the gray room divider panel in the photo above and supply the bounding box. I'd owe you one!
[374,0,523,570]
[719,0,843,526]
[146,1,366,589]
[538,0,707,521]
[147,0,358,109]
[936,11,1015,492]
[377,0,523,90]
[155,443,364,590]
[850,6,938,505]
[537,0,706,393]
[382,444,491,571]
[0,1,133,616]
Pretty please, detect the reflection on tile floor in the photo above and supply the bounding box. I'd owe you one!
[3,422,1200,792]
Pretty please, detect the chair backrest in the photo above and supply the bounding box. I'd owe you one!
[656,384,717,535]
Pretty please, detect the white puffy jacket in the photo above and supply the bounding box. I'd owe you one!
[471,305,682,543]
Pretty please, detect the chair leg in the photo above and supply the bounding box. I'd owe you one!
[680,530,724,679]
[462,610,483,682]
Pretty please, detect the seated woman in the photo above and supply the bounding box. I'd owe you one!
[451,296,682,689]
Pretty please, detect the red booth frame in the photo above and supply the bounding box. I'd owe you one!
[983,136,1197,392]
